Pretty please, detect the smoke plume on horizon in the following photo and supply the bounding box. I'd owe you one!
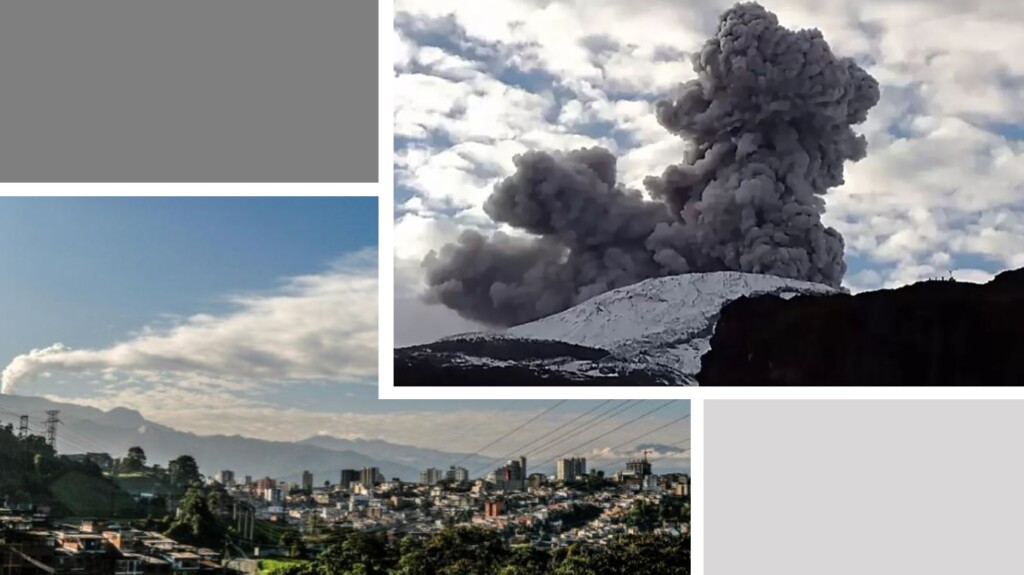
[1,253,378,394]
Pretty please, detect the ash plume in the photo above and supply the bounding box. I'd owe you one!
[422,2,880,326]
[1,253,379,394]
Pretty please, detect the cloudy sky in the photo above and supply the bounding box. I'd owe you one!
[0,197,378,437]
[0,198,688,467]
[393,0,1024,346]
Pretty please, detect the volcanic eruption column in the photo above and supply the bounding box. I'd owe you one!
[422,2,880,326]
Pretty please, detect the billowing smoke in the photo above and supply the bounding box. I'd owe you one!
[1,253,379,394]
[422,2,880,326]
[1,344,75,394]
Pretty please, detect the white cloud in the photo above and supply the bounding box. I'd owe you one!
[394,0,1024,320]
[2,250,378,394]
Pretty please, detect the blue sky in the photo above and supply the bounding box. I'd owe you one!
[393,0,1024,346]
[0,198,688,461]
[0,197,381,438]
[0,197,377,365]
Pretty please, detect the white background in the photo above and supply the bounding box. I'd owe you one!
[9,2,1024,573]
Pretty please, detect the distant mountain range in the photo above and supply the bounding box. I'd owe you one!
[0,395,495,483]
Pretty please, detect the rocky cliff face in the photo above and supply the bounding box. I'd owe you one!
[698,269,1024,386]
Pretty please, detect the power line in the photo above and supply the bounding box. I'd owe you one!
[598,438,692,473]
[54,430,103,455]
[451,400,522,453]
[57,425,109,454]
[604,413,691,455]
[470,400,614,477]
[520,400,638,462]
[533,401,679,470]
[451,400,567,468]
[468,400,636,478]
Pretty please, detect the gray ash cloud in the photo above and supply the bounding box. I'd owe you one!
[422,2,879,326]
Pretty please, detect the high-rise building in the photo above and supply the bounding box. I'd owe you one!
[244,475,253,487]
[216,470,236,486]
[642,474,661,492]
[674,474,691,497]
[556,457,587,482]
[263,487,282,505]
[340,469,359,489]
[625,457,652,477]
[419,468,444,485]
[302,470,314,491]
[446,466,470,483]
[256,477,276,491]
[494,456,527,491]
[360,466,379,488]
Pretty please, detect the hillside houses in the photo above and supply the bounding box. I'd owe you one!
[0,512,223,575]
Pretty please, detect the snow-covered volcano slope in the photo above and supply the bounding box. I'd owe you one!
[397,272,838,386]
[501,272,836,372]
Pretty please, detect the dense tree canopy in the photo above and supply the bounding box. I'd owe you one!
[0,425,132,517]
[168,455,202,489]
[123,446,147,472]
[273,526,688,575]
[165,485,226,549]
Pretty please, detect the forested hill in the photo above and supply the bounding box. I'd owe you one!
[0,425,137,517]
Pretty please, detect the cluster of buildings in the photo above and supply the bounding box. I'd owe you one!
[0,516,222,574]
[418,466,469,486]
[208,455,689,548]
[0,454,689,573]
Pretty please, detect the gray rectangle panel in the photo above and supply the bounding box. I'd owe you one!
[0,0,377,182]
[706,400,1024,575]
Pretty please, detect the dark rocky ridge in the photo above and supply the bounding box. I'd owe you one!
[698,268,1024,386]
[395,338,682,386]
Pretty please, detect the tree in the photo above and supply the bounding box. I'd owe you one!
[314,531,394,575]
[499,545,551,575]
[165,485,225,548]
[123,446,147,472]
[604,534,689,575]
[168,455,201,490]
[281,530,307,558]
[423,526,508,574]
[264,564,312,575]
[393,537,430,575]
[33,453,60,478]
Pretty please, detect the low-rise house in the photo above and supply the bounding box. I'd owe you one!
[163,550,201,573]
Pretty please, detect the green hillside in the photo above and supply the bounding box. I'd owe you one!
[0,424,138,518]
[49,471,139,517]
[112,472,172,496]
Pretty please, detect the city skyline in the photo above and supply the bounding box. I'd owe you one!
[239,448,684,492]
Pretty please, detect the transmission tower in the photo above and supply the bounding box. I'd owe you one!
[44,410,60,449]
[18,415,29,439]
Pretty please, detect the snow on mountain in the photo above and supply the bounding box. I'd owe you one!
[427,272,838,384]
